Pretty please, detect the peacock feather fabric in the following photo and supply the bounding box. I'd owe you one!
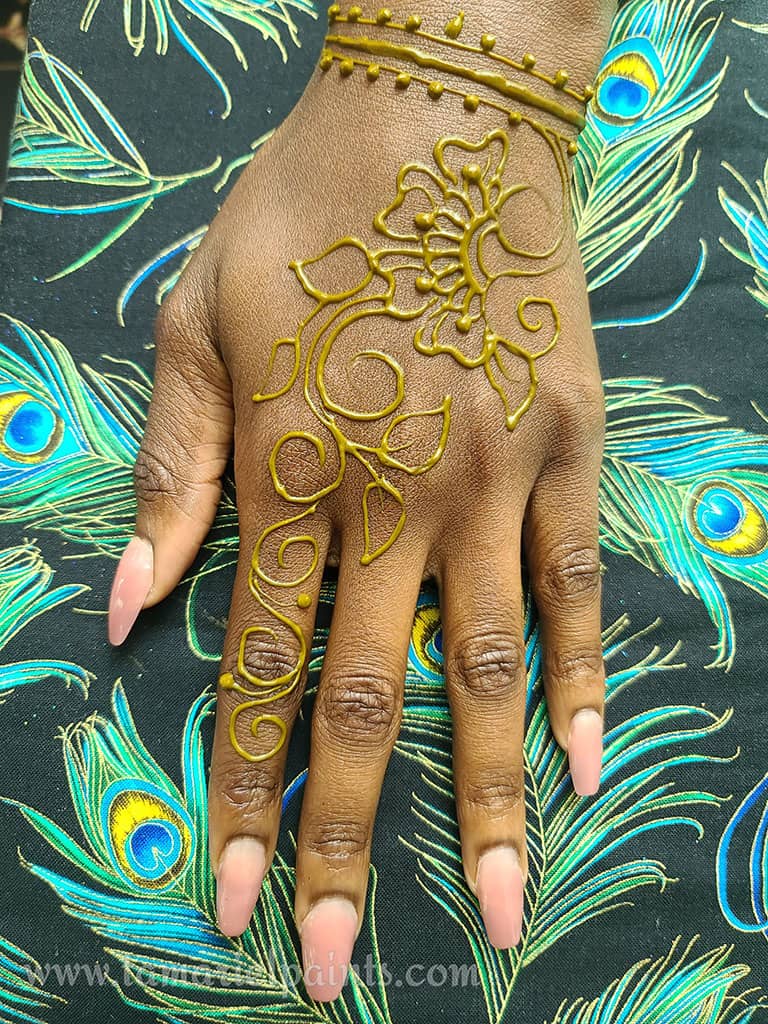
[0,0,766,1022]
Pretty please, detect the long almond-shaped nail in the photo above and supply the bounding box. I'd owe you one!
[300,897,357,1002]
[108,536,153,646]
[568,708,603,796]
[475,846,524,949]
[216,837,266,937]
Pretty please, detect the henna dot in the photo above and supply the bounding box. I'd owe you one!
[567,140,579,156]
[414,211,435,230]
[297,593,312,609]
[319,49,334,70]
[445,11,464,38]
[456,314,472,333]
[427,80,444,99]
[463,93,480,112]
[376,6,392,22]
[339,58,355,76]
[348,4,363,19]
[508,110,522,126]
[584,84,595,100]
[327,2,341,18]
[522,52,536,69]
[366,63,381,80]
[416,274,435,293]
[396,71,412,89]
[405,14,422,30]
[463,162,482,182]
[219,672,235,690]
[480,33,496,51]
[553,69,569,89]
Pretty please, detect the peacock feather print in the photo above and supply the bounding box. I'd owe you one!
[402,595,736,1023]
[602,378,768,670]
[0,933,65,1024]
[118,225,208,326]
[117,129,274,324]
[80,0,317,119]
[0,315,239,655]
[732,19,768,40]
[0,541,91,701]
[719,140,768,315]
[717,771,768,939]
[3,680,393,1024]
[5,41,221,280]
[545,938,763,1024]
[0,314,146,552]
[573,0,726,326]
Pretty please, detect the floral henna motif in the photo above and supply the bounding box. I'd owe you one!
[221,126,569,762]
[374,128,564,427]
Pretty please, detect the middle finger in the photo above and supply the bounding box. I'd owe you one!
[295,537,426,1002]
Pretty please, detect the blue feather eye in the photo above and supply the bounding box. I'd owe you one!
[408,599,444,682]
[592,38,664,135]
[0,390,63,463]
[101,779,195,891]
[685,482,768,562]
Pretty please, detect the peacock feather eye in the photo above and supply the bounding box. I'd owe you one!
[101,779,195,891]
[685,481,768,561]
[0,390,63,464]
[591,38,663,130]
[409,599,444,682]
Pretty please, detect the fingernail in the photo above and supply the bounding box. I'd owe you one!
[475,846,524,949]
[300,897,358,1002]
[108,536,153,646]
[216,837,267,937]
[568,708,603,796]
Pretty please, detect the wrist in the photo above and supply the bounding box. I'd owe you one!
[314,3,609,145]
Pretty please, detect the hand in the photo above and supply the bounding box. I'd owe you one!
[108,0,614,1001]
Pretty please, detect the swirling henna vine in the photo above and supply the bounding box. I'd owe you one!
[221,8,577,762]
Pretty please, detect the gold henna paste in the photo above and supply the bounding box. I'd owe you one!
[328,5,594,108]
[221,35,572,761]
[324,33,586,128]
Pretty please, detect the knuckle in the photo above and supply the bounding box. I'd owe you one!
[449,630,526,702]
[539,542,601,606]
[302,820,370,863]
[460,769,525,817]
[215,761,282,818]
[547,647,605,692]
[238,635,300,690]
[555,380,606,446]
[133,444,181,505]
[154,271,210,350]
[315,669,401,745]
[153,268,228,405]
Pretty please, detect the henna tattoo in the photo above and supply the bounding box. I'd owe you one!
[220,7,576,762]
[321,4,594,138]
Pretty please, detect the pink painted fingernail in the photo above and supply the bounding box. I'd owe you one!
[568,708,603,796]
[300,898,358,1002]
[216,837,267,937]
[476,846,524,949]
[108,536,153,646]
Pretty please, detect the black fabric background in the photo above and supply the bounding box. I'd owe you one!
[0,1,766,1021]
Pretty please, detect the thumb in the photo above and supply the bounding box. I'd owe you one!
[108,265,233,645]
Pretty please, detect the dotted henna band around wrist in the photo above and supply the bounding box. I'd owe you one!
[319,4,597,151]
